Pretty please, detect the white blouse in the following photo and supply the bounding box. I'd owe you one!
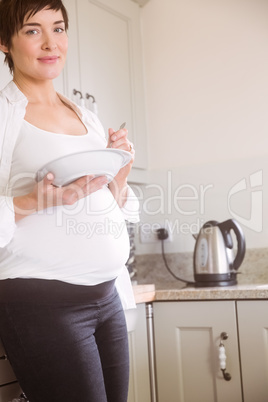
[0,81,139,308]
[0,119,130,286]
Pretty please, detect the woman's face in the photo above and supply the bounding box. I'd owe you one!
[9,7,68,82]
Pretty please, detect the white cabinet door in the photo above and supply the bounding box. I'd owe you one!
[126,304,151,402]
[62,0,81,96]
[153,301,242,402]
[237,300,268,402]
[65,0,147,170]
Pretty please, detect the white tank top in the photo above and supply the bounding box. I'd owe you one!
[0,120,130,286]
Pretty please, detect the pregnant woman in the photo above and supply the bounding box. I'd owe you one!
[0,0,139,401]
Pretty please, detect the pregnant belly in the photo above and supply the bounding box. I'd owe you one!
[8,189,130,276]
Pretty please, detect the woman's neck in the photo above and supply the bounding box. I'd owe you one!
[13,75,58,106]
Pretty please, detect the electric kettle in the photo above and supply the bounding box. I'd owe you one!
[193,219,246,287]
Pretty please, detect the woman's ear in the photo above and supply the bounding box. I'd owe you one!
[0,42,9,53]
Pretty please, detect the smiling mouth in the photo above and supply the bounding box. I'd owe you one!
[38,56,59,63]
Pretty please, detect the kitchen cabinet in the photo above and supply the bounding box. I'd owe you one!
[153,301,242,402]
[153,300,268,402]
[0,340,21,402]
[126,304,152,402]
[62,0,148,174]
[236,301,268,402]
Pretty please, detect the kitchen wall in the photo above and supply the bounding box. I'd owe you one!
[134,0,268,255]
[1,0,267,258]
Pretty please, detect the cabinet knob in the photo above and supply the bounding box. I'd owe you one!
[73,89,83,99]
[219,332,232,381]
[85,93,98,114]
[0,354,7,360]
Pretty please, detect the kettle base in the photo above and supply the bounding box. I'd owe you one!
[193,279,237,288]
[194,273,237,287]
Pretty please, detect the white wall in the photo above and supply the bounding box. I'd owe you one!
[134,156,267,254]
[141,0,268,168]
[135,0,268,254]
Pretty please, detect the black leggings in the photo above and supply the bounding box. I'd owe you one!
[0,279,129,402]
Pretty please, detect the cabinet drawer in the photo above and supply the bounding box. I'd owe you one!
[0,382,21,402]
[0,341,17,386]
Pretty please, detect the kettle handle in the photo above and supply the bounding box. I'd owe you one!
[218,219,246,270]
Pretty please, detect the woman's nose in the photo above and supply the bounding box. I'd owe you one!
[41,34,57,50]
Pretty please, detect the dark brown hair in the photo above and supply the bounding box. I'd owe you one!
[0,0,69,73]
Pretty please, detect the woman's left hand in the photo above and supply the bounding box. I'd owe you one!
[107,126,135,207]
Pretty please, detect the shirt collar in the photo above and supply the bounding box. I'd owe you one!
[2,80,82,119]
[1,80,27,104]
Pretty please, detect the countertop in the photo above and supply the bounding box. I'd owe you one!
[132,283,268,303]
[132,284,156,304]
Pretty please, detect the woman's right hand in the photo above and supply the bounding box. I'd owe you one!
[13,173,108,221]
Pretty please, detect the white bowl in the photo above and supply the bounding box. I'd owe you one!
[36,149,132,187]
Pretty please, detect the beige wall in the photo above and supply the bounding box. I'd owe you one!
[141,0,268,168]
[135,0,268,254]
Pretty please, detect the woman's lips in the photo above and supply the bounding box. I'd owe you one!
[38,56,59,64]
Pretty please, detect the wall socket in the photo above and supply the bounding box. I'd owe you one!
[139,221,173,243]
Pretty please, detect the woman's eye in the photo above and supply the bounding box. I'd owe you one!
[26,29,38,35]
[54,27,64,33]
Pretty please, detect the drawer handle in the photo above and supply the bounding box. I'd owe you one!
[73,89,83,99]
[219,332,232,381]
[0,354,7,360]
